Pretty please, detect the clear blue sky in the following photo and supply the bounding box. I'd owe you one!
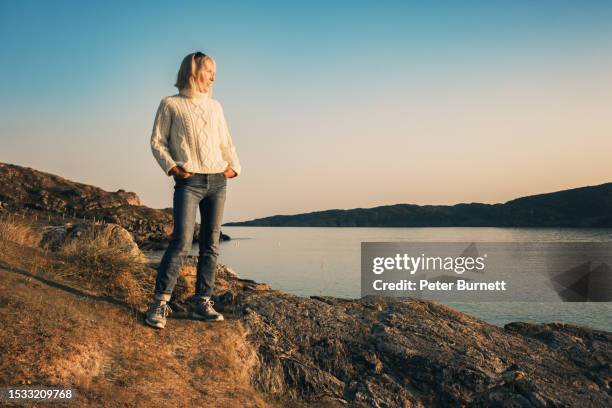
[2,1,611,221]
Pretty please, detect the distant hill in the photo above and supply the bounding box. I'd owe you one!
[224,183,612,227]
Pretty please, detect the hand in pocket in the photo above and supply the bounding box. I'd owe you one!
[169,166,193,180]
[223,167,237,178]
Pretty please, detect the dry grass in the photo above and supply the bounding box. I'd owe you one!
[0,269,270,407]
[0,215,160,308]
[55,226,153,306]
[0,213,42,247]
[0,215,274,407]
[0,217,50,281]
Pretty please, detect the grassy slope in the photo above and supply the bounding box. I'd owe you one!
[0,217,281,408]
[0,267,269,408]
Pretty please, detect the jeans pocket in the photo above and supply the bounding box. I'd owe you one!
[174,175,196,186]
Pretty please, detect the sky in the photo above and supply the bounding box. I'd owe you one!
[1,1,611,222]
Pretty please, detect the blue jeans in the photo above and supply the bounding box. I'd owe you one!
[154,172,227,301]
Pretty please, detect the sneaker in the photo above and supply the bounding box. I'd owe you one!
[144,301,172,329]
[190,297,224,321]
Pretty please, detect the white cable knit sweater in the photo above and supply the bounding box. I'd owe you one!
[150,88,242,176]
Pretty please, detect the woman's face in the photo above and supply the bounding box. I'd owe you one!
[194,59,216,94]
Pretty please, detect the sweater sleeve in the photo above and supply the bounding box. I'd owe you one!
[150,98,177,175]
[217,102,242,176]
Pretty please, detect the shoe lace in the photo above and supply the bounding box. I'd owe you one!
[151,303,171,317]
[193,298,214,310]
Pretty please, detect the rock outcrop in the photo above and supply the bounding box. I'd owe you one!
[0,162,229,249]
[0,162,141,212]
[41,223,146,261]
[236,294,610,407]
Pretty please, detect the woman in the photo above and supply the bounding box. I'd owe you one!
[146,51,242,329]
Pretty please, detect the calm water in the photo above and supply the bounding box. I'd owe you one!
[150,227,612,331]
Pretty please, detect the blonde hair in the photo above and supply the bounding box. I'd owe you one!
[174,52,216,92]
